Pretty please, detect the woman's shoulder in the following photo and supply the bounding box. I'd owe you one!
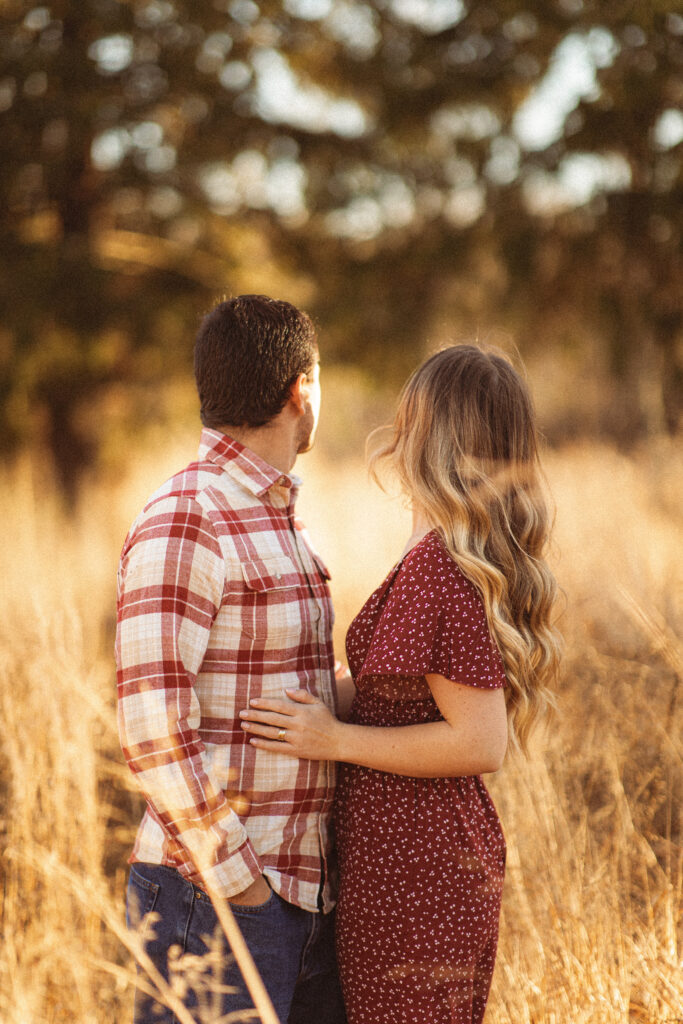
[399,530,475,597]
[395,531,494,633]
[361,529,505,688]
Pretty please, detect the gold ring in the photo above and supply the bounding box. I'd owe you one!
[277,728,287,742]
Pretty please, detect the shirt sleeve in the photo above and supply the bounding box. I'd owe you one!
[356,535,507,689]
[115,494,263,898]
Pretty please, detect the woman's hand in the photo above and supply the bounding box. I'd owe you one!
[239,689,343,761]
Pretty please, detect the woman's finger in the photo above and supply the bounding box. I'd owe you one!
[239,709,290,728]
[248,697,295,714]
[284,689,318,704]
[241,720,288,740]
[248,736,298,756]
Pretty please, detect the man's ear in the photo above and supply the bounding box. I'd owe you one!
[288,373,308,415]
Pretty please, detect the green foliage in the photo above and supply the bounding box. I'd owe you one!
[1,0,681,490]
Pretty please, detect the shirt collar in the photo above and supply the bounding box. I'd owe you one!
[198,428,302,499]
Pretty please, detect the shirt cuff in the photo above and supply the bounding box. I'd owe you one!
[183,834,264,899]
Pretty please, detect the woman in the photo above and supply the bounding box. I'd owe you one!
[240,346,561,1023]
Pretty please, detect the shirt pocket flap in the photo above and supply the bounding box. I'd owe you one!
[241,556,300,592]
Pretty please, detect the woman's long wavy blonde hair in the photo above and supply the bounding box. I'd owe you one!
[370,345,562,753]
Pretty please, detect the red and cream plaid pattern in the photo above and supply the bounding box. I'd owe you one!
[116,428,337,912]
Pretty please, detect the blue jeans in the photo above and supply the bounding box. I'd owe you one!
[126,863,347,1024]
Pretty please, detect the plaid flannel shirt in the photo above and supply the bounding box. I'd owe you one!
[115,429,337,912]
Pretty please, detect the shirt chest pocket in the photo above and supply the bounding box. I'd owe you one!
[240,555,319,643]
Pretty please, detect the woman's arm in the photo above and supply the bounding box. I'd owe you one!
[240,675,507,777]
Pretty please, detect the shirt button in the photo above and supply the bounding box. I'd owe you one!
[275,573,282,580]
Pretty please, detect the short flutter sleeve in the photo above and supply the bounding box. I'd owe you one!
[355,533,506,690]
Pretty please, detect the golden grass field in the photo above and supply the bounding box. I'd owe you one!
[0,432,680,1023]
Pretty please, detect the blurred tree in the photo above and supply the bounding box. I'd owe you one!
[502,3,683,436]
[279,1,682,435]
[1,0,681,492]
[0,0,319,492]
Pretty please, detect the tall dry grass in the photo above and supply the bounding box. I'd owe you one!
[0,436,680,1023]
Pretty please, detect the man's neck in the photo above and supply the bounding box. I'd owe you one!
[215,422,298,476]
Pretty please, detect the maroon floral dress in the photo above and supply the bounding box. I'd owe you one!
[334,531,507,1024]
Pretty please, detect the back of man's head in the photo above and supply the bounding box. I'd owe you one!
[194,295,317,429]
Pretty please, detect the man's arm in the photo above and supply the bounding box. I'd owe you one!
[116,494,265,900]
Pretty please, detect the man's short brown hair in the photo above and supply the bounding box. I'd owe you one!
[194,295,318,428]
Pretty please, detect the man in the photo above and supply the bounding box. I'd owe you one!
[116,295,347,1024]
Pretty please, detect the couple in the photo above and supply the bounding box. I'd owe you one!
[116,295,560,1024]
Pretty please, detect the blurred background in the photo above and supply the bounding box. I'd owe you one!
[1,0,681,494]
[0,3,681,1022]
